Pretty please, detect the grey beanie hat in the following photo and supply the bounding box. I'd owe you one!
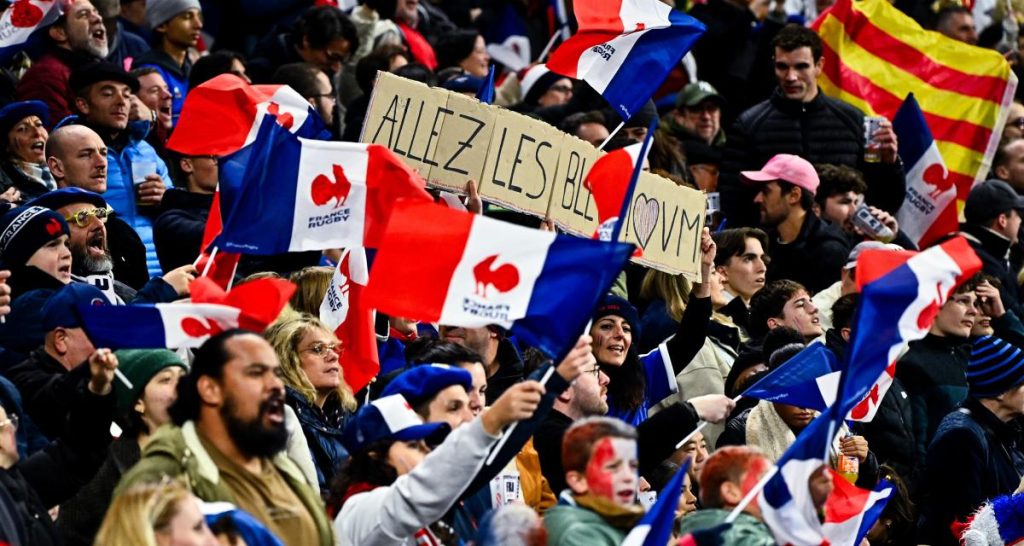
[146,0,201,29]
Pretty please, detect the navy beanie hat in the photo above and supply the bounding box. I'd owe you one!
[0,206,69,268]
[592,295,641,342]
[968,336,1024,398]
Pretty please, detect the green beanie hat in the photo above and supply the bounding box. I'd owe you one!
[113,349,188,413]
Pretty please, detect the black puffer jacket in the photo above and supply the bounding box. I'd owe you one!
[827,329,922,492]
[720,89,906,227]
[960,223,1023,322]
[154,188,212,273]
[0,384,112,546]
[285,387,350,496]
[765,212,851,294]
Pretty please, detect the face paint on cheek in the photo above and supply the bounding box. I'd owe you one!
[585,437,617,499]
[585,437,638,504]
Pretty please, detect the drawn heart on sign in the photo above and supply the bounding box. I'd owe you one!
[631,194,659,250]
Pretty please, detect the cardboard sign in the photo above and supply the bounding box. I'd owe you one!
[428,89,498,190]
[547,134,603,235]
[621,172,707,277]
[360,72,707,279]
[361,74,449,179]
[478,110,563,214]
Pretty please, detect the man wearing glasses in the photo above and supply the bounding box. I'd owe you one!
[28,187,194,304]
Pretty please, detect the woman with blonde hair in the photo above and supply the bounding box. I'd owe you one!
[265,314,357,494]
[640,267,740,447]
[288,266,333,316]
[94,480,217,546]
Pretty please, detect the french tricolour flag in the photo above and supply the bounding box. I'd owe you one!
[320,247,379,393]
[77,278,295,349]
[758,405,842,546]
[758,405,894,546]
[894,93,959,248]
[167,74,329,157]
[365,201,634,360]
[622,459,690,546]
[216,117,432,255]
[585,141,649,243]
[842,236,981,421]
[547,0,705,120]
[823,475,893,546]
[741,342,841,411]
[0,1,62,64]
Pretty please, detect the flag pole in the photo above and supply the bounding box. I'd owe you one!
[200,247,219,277]
[724,463,779,523]
[484,363,556,466]
[675,394,744,449]
[536,25,566,63]
[597,122,625,151]
[609,117,658,243]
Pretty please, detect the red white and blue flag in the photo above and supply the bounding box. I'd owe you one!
[0,1,62,64]
[757,405,893,546]
[740,342,842,411]
[894,94,959,248]
[167,74,329,157]
[547,0,705,119]
[216,117,432,255]
[823,475,893,546]
[320,247,379,393]
[621,459,691,546]
[364,201,634,360]
[843,236,981,421]
[585,141,648,244]
[76,277,295,349]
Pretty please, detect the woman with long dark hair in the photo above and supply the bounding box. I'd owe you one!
[592,228,716,425]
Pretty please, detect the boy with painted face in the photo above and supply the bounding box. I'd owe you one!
[543,417,642,545]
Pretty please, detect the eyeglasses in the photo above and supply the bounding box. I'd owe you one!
[0,414,18,431]
[583,366,602,378]
[1012,117,1024,130]
[311,92,337,103]
[548,84,573,94]
[303,342,340,357]
[324,49,351,65]
[64,206,113,228]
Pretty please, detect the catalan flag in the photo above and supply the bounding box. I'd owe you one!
[812,0,1017,200]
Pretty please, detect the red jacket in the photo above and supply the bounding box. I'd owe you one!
[15,48,90,127]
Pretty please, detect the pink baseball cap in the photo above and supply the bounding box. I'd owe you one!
[741,154,819,195]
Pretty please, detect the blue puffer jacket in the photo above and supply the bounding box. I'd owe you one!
[285,387,350,494]
[131,50,190,126]
[102,121,172,277]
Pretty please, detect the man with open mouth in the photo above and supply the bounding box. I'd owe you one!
[119,330,335,546]
[27,187,194,305]
[15,0,109,127]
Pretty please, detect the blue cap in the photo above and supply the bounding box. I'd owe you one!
[441,74,485,93]
[27,187,107,211]
[381,364,473,406]
[341,394,450,454]
[42,283,109,330]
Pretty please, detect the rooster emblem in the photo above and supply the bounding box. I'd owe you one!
[266,102,294,130]
[45,217,62,237]
[181,317,224,338]
[10,1,44,28]
[922,163,954,199]
[473,255,520,298]
[311,165,352,209]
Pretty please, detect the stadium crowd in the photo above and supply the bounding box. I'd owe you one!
[0,0,1022,545]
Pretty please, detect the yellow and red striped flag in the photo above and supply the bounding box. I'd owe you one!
[812,0,1017,201]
